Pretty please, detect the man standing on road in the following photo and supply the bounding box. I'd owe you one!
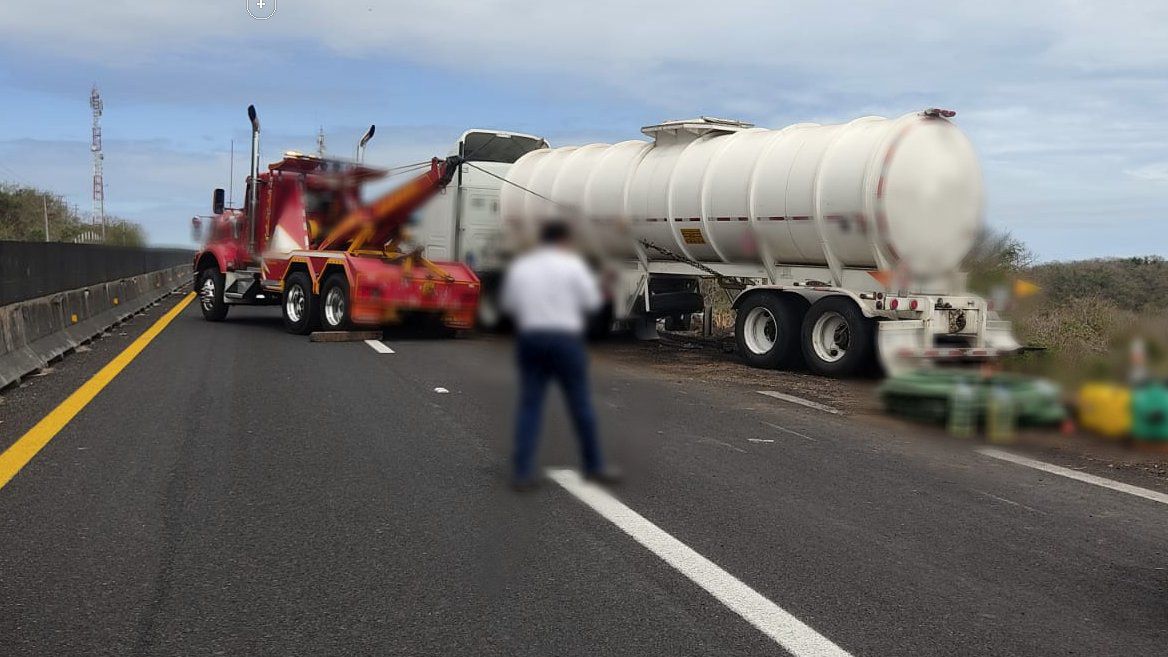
[500,220,618,491]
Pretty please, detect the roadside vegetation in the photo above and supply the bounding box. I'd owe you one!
[1009,255,1167,384]
[962,228,1164,382]
[0,182,145,246]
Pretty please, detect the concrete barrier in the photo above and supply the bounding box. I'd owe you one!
[0,264,192,390]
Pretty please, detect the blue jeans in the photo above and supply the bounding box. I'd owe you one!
[513,331,602,481]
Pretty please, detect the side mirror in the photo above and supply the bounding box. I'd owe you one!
[212,188,226,215]
[191,216,202,242]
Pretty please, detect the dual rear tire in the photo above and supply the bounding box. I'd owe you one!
[282,271,351,335]
[734,292,875,377]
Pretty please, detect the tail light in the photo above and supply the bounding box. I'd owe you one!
[890,298,899,310]
[909,299,919,310]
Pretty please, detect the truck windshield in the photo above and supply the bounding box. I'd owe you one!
[462,132,546,164]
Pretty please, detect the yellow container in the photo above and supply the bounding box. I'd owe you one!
[1077,383,1132,440]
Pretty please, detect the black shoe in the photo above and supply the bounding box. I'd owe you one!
[511,477,540,492]
[584,467,622,486]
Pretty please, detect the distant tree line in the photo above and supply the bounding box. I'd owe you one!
[1026,256,1168,313]
[0,182,145,246]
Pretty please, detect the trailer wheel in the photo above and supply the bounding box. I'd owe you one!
[197,268,229,322]
[282,271,317,335]
[319,273,351,331]
[734,293,804,369]
[800,296,875,377]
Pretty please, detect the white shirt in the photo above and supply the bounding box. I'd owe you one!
[500,247,602,334]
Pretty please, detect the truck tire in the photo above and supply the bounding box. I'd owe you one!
[800,296,875,377]
[734,293,804,369]
[197,267,229,322]
[282,271,318,335]
[319,273,351,331]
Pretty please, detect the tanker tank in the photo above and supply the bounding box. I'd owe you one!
[500,111,984,282]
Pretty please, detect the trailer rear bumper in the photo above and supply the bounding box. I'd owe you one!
[876,318,1021,376]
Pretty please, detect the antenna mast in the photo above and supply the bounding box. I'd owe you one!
[89,86,105,240]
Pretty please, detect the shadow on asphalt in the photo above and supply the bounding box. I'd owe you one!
[210,306,481,343]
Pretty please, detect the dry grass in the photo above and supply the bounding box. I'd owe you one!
[1008,296,1168,385]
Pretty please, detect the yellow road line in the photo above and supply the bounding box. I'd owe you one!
[0,292,195,491]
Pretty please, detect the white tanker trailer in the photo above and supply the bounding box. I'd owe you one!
[414,109,1021,376]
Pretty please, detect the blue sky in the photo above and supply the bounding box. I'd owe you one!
[0,1,1164,261]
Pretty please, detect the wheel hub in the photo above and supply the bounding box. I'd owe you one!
[286,286,305,323]
[200,277,216,311]
[811,311,850,363]
[743,307,778,354]
[324,287,345,327]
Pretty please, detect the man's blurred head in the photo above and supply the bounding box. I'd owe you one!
[539,220,572,247]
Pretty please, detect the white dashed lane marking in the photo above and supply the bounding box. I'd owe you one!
[364,339,394,354]
[762,421,818,442]
[756,390,841,415]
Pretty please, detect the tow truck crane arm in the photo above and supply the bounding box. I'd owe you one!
[317,155,462,253]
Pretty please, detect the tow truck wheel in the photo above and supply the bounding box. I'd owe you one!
[800,296,875,377]
[319,274,351,331]
[282,271,317,335]
[197,268,229,322]
[734,292,804,369]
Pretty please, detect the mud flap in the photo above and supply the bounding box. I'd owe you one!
[631,315,659,341]
[876,320,927,376]
[985,319,1022,353]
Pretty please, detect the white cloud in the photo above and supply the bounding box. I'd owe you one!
[1,1,1165,258]
[1126,163,1168,183]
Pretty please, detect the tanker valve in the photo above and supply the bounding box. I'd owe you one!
[924,108,957,118]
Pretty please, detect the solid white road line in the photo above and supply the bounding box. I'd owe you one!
[978,447,1168,506]
[757,390,841,415]
[364,339,394,354]
[547,469,852,657]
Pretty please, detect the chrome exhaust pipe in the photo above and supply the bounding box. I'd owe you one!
[357,124,375,163]
[247,104,260,253]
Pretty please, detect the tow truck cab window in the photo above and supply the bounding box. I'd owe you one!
[461,132,546,164]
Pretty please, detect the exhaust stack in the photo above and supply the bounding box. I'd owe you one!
[247,104,260,253]
[357,124,375,163]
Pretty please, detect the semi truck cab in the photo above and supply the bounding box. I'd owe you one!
[414,130,547,269]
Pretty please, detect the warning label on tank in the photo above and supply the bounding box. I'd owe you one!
[680,228,705,245]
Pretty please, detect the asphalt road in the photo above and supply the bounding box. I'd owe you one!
[2,295,1167,656]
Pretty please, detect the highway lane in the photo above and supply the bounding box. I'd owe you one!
[1,300,1167,656]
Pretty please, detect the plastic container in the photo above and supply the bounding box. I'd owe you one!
[986,382,1017,443]
[1077,382,1133,440]
[878,370,1065,427]
[1132,382,1168,443]
[947,379,976,438]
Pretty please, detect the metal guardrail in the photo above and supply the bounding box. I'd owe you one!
[0,241,192,306]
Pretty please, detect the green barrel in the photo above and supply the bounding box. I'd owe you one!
[879,370,1066,428]
[1132,382,1168,443]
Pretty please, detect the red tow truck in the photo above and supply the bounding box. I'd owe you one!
[191,106,479,334]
